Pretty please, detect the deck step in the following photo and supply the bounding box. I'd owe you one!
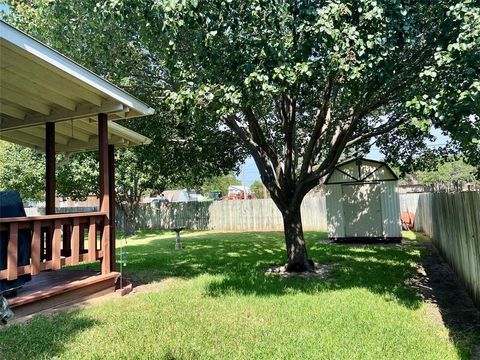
[8,271,120,317]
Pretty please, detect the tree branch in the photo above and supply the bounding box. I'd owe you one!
[281,95,297,192]
[299,80,333,178]
[223,114,286,208]
[346,116,408,148]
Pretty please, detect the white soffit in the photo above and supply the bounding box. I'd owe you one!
[0,119,152,153]
[0,20,155,133]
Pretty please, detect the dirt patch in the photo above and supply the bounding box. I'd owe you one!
[411,241,480,358]
[265,263,335,279]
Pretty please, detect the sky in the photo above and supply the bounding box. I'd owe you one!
[238,128,450,186]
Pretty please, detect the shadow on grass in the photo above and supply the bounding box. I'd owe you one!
[119,231,423,309]
[3,230,476,359]
[416,241,480,359]
[0,312,97,360]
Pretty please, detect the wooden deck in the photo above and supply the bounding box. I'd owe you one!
[7,269,119,317]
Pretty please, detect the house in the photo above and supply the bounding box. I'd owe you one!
[227,185,253,200]
[161,189,193,203]
[324,158,402,242]
[0,20,154,316]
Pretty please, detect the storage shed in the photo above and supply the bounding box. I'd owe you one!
[324,158,402,242]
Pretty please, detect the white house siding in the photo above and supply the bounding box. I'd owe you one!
[325,184,345,238]
[379,181,402,238]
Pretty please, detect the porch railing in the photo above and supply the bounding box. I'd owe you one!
[0,212,109,281]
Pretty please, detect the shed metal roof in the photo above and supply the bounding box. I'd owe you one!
[0,20,154,153]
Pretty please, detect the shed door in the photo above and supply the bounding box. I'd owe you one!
[342,183,382,237]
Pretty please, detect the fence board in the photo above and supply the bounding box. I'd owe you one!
[114,197,327,232]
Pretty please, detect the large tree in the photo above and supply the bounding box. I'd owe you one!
[7,1,479,271]
[140,0,479,271]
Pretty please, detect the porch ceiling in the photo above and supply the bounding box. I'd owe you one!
[0,120,152,153]
[0,20,155,153]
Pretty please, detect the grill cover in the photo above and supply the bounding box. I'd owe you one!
[0,191,32,292]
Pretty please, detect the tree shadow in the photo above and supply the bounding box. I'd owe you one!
[414,241,480,358]
[204,242,423,309]
[15,230,478,358]
[117,231,423,309]
[0,311,98,360]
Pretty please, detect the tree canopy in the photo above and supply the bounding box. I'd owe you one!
[251,180,267,199]
[0,142,45,200]
[4,0,479,269]
[199,174,241,197]
[3,0,246,232]
[398,158,479,191]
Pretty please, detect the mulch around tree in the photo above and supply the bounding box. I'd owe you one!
[265,262,336,278]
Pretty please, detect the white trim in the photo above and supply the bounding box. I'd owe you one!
[109,121,152,145]
[0,20,155,116]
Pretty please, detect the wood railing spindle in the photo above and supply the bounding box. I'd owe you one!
[7,222,19,281]
[31,221,41,275]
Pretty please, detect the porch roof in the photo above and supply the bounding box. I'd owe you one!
[0,20,155,152]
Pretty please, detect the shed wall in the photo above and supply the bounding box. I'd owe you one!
[379,181,402,238]
[325,184,345,238]
[325,181,401,239]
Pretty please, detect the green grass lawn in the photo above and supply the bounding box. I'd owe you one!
[0,231,469,359]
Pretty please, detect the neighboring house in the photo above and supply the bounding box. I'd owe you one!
[160,189,200,203]
[227,185,253,200]
[57,195,99,208]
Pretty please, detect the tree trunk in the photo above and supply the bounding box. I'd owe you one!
[118,200,138,236]
[124,211,136,236]
[282,205,314,272]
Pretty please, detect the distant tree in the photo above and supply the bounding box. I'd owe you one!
[250,180,267,199]
[199,174,241,197]
[0,142,45,201]
[5,1,246,234]
[399,158,479,191]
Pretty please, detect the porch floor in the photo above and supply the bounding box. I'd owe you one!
[6,269,120,318]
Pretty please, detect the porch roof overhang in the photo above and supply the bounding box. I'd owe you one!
[0,20,155,153]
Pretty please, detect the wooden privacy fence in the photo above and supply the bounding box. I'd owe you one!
[116,197,328,232]
[414,192,480,307]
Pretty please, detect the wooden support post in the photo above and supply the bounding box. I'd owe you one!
[98,113,111,274]
[45,122,56,215]
[45,122,55,262]
[108,144,116,271]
